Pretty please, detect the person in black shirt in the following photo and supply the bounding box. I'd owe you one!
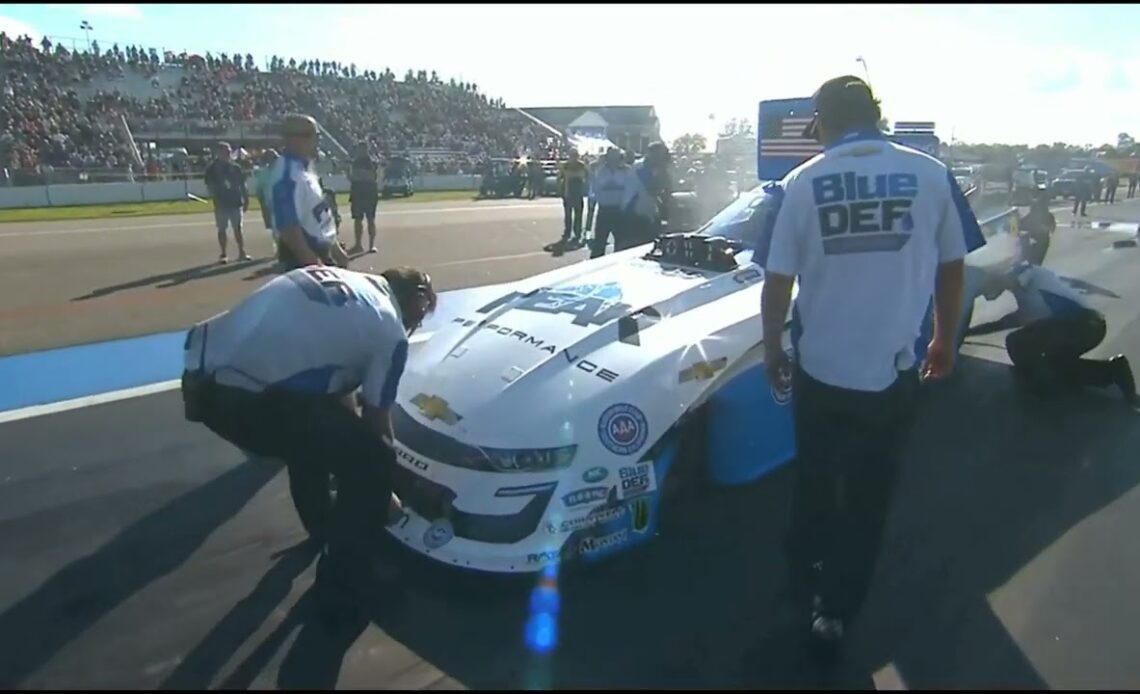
[203,142,250,264]
[349,142,379,254]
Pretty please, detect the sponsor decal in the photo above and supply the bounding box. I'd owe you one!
[598,403,649,456]
[394,445,429,472]
[578,528,629,555]
[617,462,657,500]
[423,518,454,550]
[582,466,609,484]
[546,504,627,534]
[678,356,728,384]
[527,549,561,564]
[477,282,632,327]
[410,393,461,425]
[630,498,650,534]
[562,486,609,508]
[448,317,620,383]
[770,348,795,406]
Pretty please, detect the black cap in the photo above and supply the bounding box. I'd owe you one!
[802,75,878,140]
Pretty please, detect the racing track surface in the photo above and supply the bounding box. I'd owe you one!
[2,196,1140,688]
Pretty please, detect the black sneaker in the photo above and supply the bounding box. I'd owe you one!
[1111,355,1138,406]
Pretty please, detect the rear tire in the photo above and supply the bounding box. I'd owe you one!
[656,406,709,539]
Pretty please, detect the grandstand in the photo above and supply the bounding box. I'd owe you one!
[0,32,568,186]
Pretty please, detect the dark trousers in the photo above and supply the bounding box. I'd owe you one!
[187,376,394,584]
[615,214,658,252]
[1006,309,1113,393]
[785,366,918,623]
[1128,179,1137,198]
[562,196,584,240]
[589,205,624,258]
[1073,196,1088,216]
[1105,183,1117,204]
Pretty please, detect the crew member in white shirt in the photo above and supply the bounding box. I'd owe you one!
[759,75,986,660]
[964,263,1136,404]
[269,114,350,270]
[180,265,437,602]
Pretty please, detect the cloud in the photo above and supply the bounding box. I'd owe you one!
[83,3,143,20]
[0,15,41,42]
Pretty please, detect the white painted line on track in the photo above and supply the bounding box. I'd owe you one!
[0,201,561,239]
[0,312,439,425]
[0,379,182,424]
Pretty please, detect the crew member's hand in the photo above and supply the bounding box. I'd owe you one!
[922,339,955,382]
[386,492,405,526]
[765,348,793,395]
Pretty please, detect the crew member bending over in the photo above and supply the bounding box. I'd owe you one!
[181,266,438,602]
[965,263,1137,404]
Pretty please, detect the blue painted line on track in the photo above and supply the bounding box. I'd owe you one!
[0,330,186,413]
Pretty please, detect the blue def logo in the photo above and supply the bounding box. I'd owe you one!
[598,403,648,456]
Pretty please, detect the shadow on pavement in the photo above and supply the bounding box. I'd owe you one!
[183,355,1140,689]
[72,259,273,300]
[159,538,320,690]
[0,458,278,688]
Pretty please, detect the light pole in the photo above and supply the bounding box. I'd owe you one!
[79,20,93,52]
[855,55,871,85]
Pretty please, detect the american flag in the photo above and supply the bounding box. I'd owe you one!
[759,114,823,159]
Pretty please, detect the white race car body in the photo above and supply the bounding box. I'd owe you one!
[386,98,1023,574]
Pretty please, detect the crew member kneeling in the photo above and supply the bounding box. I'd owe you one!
[966,263,1137,404]
[180,265,437,598]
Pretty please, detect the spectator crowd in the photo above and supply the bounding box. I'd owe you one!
[0,31,557,185]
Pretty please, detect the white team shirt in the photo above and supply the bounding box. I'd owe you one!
[764,129,985,392]
[268,152,337,249]
[1011,265,1090,323]
[184,267,409,409]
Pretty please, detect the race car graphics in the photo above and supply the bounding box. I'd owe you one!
[423,518,454,549]
[545,504,626,534]
[410,393,462,425]
[577,528,629,557]
[582,466,609,483]
[598,403,649,456]
[678,356,728,384]
[477,282,632,327]
[617,462,656,500]
[562,486,610,508]
[629,498,650,534]
[446,316,621,382]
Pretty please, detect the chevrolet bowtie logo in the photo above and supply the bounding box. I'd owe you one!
[678,356,728,384]
[411,393,462,425]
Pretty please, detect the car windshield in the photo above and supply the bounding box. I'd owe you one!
[695,184,775,247]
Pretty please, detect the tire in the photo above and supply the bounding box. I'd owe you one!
[655,406,709,538]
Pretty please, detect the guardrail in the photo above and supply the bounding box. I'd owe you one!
[0,173,484,209]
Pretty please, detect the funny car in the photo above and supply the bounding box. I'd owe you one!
[384,99,1023,575]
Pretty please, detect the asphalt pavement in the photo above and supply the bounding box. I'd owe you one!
[1,194,1139,689]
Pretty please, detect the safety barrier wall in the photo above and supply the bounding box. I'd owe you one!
[0,174,483,209]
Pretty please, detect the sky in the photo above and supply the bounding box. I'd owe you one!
[1,3,1138,148]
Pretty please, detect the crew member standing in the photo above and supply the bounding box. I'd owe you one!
[621,142,672,250]
[1018,195,1056,266]
[268,114,350,270]
[585,154,602,234]
[1073,169,1093,217]
[964,263,1136,404]
[557,149,589,247]
[1128,171,1138,199]
[203,142,251,264]
[588,147,635,258]
[349,142,380,254]
[181,265,437,602]
[758,75,985,661]
[1104,171,1119,204]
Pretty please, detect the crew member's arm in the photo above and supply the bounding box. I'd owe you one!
[272,168,322,266]
[759,178,801,378]
[239,167,250,211]
[359,336,410,446]
[203,162,218,198]
[932,171,986,351]
[328,241,350,268]
[963,310,1024,337]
